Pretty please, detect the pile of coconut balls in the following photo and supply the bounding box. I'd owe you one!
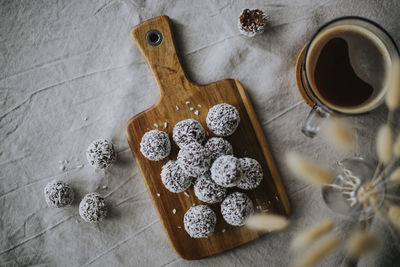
[140,103,263,238]
[44,139,116,223]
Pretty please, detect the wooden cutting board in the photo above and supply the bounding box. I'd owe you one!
[125,15,290,260]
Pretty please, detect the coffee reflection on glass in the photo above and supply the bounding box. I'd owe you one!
[299,17,399,137]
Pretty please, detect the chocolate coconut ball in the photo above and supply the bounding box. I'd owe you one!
[194,171,227,204]
[44,181,74,208]
[140,130,171,161]
[238,9,267,37]
[184,205,217,238]
[237,158,263,190]
[177,142,211,177]
[204,137,233,162]
[161,160,194,193]
[79,193,107,223]
[173,119,206,148]
[206,103,240,136]
[86,139,116,169]
[211,155,243,187]
[221,192,254,226]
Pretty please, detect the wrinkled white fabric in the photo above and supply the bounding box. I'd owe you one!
[1,0,399,266]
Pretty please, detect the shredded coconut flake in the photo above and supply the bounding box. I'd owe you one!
[176,105,180,110]
[186,101,190,105]
[194,110,199,115]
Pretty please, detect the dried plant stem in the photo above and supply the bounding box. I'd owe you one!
[372,158,396,185]
[291,220,334,250]
[370,162,383,185]
[325,184,353,191]
[293,235,339,267]
[245,214,289,232]
[345,230,377,258]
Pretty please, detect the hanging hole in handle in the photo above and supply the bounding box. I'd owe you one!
[146,30,163,46]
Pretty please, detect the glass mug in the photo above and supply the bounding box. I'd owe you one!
[297,16,400,137]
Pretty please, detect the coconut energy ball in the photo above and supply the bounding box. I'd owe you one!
[206,103,240,136]
[86,139,116,169]
[204,137,233,162]
[140,130,171,161]
[238,9,267,37]
[184,205,217,238]
[79,193,107,223]
[221,192,254,226]
[44,181,74,208]
[177,142,211,177]
[194,171,227,204]
[161,160,194,193]
[237,158,263,190]
[173,119,206,148]
[211,155,243,187]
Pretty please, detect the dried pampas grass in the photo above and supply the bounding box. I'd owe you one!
[291,220,334,250]
[385,59,400,111]
[393,133,400,158]
[293,235,339,267]
[345,231,377,258]
[376,125,393,165]
[390,168,400,182]
[246,214,289,232]
[286,152,333,185]
[322,119,354,151]
[388,205,400,229]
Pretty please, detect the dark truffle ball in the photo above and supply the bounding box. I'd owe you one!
[86,139,116,169]
[184,205,217,238]
[194,171,227,204]
[79,193,107,223]
[161,160,194,193]
[204,137,233,162]
[211,155,243,187]
[238,9,267,37]
[237,158,263,190]
[173,119,206,148]
[177,142,211,177]
[44,181,74,208]
[206,103,240,136]
[221,192,254,226]
[140,130,171,161]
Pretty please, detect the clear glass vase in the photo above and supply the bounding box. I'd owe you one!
[322,157,386,220]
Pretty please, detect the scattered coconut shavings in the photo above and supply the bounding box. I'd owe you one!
[222,228,226,233]
[153,123,159,128]
[190,107,194,111]
[84,117,88,121]
[164,122,168,128]
[198,104,202,108]
[184,192,190,198]
[192,203,195,206]
[157,193,161,197]
[178,226,182,229]
[59,165,66,171]
[176,105,180,110]
[186,101,190,105]
[102,185,108,189]
[76,164,84,169]
[194,110,199,115]
[173,209,177,214]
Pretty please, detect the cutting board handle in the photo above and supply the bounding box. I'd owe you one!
[131,16,188,93]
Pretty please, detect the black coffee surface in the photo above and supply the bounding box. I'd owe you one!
[314,37,373,107]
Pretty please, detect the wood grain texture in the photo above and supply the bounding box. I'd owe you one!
[125,15,290,260]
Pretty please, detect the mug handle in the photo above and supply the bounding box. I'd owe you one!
[301,103,331,138]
